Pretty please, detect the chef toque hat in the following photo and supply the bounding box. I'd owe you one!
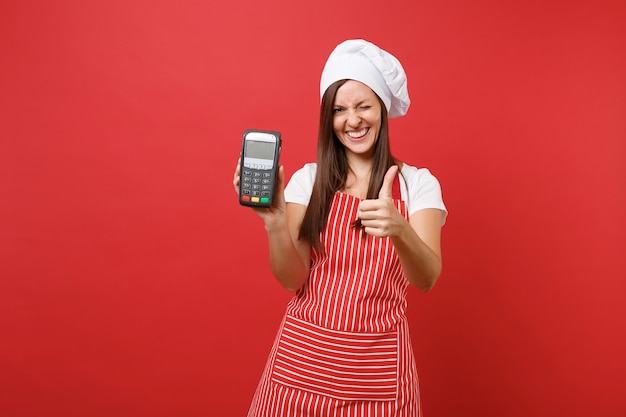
[320,39,410,118]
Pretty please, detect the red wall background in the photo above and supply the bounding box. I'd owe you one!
[1,1,625,416]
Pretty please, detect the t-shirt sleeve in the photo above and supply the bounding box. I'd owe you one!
[401,164,448,225]
[284,163,317,206]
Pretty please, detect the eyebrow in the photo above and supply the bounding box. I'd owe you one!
[334,99,371,108]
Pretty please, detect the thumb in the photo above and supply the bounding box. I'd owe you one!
[378,165,398,199]
[273,165,286,205]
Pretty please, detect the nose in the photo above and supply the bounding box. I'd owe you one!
[347,111,361,127]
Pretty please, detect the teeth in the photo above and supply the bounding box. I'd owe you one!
[347,128,368,138]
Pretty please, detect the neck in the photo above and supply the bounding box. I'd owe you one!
[343,160,371,199]
[346,153,373,177]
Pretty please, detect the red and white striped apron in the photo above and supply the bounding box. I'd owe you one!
[248,176,422,417]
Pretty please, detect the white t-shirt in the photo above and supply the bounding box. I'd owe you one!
[284,163,448,225]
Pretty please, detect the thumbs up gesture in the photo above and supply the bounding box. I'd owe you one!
[357,165,403,237]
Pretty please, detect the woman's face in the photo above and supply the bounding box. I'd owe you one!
[332,80,382,158]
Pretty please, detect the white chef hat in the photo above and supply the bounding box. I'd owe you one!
[320,39,410,118]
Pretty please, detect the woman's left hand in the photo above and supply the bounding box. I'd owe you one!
[357,165,405,237]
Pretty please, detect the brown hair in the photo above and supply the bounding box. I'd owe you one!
[298,79,398,251]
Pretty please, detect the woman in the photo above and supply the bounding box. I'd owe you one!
[233,39,447,417]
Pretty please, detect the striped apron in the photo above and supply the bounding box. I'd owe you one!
[248,176,422,416]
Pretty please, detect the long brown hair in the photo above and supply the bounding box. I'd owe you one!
[298,79,398,251]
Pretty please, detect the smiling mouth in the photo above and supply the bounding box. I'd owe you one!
[346,127,369,139]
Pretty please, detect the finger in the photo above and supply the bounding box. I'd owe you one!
[378,165,398,199]
[233,175,239,194]
[277,165,284,187]
[233,157,242,194]
[272,165,286,207]
[233,157,241,179]
[357,199,379,216]
[274,165,285,201]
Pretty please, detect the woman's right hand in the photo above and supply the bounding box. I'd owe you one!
[233,156,310,292]
[232,156,287,225]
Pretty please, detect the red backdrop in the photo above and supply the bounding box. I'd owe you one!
[1,1,625,416]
